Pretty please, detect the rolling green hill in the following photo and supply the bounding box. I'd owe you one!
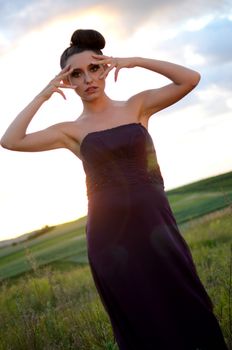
[167,171,232,223]
[0,171,231,280]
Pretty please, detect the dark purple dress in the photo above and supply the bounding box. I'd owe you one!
[81,122,227,350]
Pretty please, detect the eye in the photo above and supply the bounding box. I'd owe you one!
[90,64,100,72]
[71,70,81,78]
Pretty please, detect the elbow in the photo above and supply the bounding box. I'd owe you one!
[191,71,201,87]
[0,137,8,149]
[177,71,201,91]
[0,137,17,150]
[183,72,201,92]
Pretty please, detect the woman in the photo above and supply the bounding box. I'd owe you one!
[1,29,228,349]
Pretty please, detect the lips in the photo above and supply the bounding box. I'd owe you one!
[85,86,98,93]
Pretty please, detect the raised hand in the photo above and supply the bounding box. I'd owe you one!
[91,54,135,82]
[38,65,77,101]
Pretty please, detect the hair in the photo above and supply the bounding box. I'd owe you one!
[60,29,105,68]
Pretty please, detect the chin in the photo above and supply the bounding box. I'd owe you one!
[82,94,100,102]
[83,90,104,101]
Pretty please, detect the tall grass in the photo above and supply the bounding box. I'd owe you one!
[0,265,117,350]
[183,211,232,348]
[1,172,232,281]
[0,211,231,349]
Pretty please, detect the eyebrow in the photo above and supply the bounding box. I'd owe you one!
[72,63,99,71]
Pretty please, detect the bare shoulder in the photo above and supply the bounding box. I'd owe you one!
[126,91,151,121]
[51,120,84,156]
[55,120,83,138]
[127,90,154,109]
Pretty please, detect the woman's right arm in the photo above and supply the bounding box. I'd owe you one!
[0,65,76,152]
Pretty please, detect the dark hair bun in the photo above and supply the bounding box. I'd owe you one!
[70,29,105,50]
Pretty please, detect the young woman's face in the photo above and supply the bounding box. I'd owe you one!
[65,51,106,101]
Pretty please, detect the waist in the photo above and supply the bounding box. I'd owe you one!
[85,173,164,198]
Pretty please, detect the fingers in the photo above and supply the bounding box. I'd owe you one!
[55,65,74,83]
[50,80,77,90]
[99,64,115,80]
[55,88,66,100]
[51,66,78,92]
[114,66,120,82]
[92,55,120,82]
[58,64,72,75]
[91,55,118,66]
[91,54,111,61]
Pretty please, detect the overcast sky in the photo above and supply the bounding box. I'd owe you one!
[0,0,231,241]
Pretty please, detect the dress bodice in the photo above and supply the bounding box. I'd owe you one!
[80,123,164,196]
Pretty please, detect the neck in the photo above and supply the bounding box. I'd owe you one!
[82,93,113,114]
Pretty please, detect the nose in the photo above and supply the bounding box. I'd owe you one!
[84,72,93,84]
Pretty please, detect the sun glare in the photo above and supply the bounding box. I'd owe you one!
[0,6,127,241]
[1,9,123,241]
[1,7,231,242]
[34,5,123,51]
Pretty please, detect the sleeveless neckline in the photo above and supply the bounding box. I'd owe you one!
[80,122,148,153]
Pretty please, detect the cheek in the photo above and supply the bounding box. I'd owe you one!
[69,76,80,85]
[95,66,105,79]
[74,88,82,97]
[67,75,74,85]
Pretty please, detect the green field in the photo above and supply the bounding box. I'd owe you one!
[0,171,232,349]
[0,171,231,280]
[167,171,232,223]
[0,210,231,349]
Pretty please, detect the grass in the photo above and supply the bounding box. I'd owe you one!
[167,171,232,223]
[0,265,116,350]
[0,220,88,280]
[0,171,232,280]
[0,171,232,348]
[184,211,232,347]
[0,210,231,349]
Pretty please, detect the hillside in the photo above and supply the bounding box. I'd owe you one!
[0,171,231,280]
[167,171,232,223]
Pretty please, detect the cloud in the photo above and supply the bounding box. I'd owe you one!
[151,16,232,117]
[1,0,231,42]
[156,17,232,62]
[186,18,232,65]
[96,0,231,31]
[1,1,231,119]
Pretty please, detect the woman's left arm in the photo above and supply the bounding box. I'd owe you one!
[92,55,201,118]
[127,57,200,118]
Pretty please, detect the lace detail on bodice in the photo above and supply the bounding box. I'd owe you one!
[80,123,164,196]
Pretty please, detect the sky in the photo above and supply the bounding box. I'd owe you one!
[0,0,232,241]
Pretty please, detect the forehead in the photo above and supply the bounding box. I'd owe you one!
[66,51,95,69]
